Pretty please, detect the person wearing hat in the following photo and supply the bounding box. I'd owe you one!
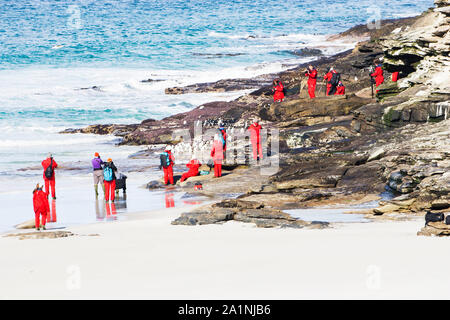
[33,184,50,231]
[41,153,58,199]
[92,152,105,199]
[103,158,118,202]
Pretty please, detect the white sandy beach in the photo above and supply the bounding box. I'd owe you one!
[1,206,449,300]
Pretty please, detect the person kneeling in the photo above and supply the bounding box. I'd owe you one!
[180,159,201,182]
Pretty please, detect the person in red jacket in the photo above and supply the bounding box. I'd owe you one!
[305,65,318,99]
[41,153,58,199]
[371,59,384,92]
[210,134,224,177]
[323,68,334,96]
[180,159,201,182]
[248,119,263,161]
[272,79,285,102]
[161,146,175,185]
[336,81,346,95]
[33,184,50,231]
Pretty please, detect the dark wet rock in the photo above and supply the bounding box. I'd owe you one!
[60,124,138,137]
[165,77,272,95]
[146,180,166,189]
[288,47,323,57]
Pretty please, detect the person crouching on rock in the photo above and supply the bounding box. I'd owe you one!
[180,158,201,182]
[371,59,384,92]
[33,184,50,231]
[336,80,346,95]
[272,78,285,102]
[210,134,224,178]
[304,65,318,99]
[160,146,175,185]
[103,158,118,202]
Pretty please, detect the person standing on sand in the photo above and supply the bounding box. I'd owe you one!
[272,79,285,102]
[92,152,105,199]
[33,184,50,231]
[41,153,58,199]
[103,158,118,202]
[371,59,384,92]
[304,65,318,99]
[210,134,224,178]
[160,146,175,185]
[248,119,263,161]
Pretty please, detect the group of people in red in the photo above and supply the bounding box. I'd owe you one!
[33,152,121,231]
[160,119,264,185]
[271,59,388,102]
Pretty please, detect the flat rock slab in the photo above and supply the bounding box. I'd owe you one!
[4,231,75,240]
[418,221,450,237]
[172,199,330,229]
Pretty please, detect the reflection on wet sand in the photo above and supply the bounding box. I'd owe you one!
[95,195,128,221]
[165,190,175,208]
[46,199,57,223]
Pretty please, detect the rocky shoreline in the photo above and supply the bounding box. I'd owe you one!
[62,1,449,232]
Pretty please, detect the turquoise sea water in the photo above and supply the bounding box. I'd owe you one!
[0,0,434,230]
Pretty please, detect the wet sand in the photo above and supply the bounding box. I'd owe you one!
[1,207,449,299]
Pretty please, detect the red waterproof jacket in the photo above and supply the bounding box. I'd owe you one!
[371,65,384,86]
[33,189,50,214]
[41,157,58,180]
[186,159,201,175]
[248,122,262,144]
[273,82,285,101]
[324,72,332,83]
[305,69,318,84]
[211,140,224,162]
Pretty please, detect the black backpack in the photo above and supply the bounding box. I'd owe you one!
[446,215,450,225]
[44,158,54,179]
[160,152,170,169]
[330,72,341,86]
[425,211,444,225]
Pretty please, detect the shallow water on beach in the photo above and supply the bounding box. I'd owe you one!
[0,172,207,234]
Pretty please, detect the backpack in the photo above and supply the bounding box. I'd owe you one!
[218,129,226,147]
[160,152,171,169]
[446,215,450,225]
[425,211,444,225]
[330,72,340,86]
[44,158,54,179]
[103,166,113,182]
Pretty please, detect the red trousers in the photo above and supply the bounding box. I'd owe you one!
[251,140,263,160]
[163,166,174,185]
[307,80,316,98]
[44,178,56,198]
[35,211,47,229]
[326,83,331,96]
[180,171,197,182]
[104,180,116,201]
[214,162,222,177]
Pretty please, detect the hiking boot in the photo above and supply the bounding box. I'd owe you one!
[42,225,46,230]
[36,227,40,231]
